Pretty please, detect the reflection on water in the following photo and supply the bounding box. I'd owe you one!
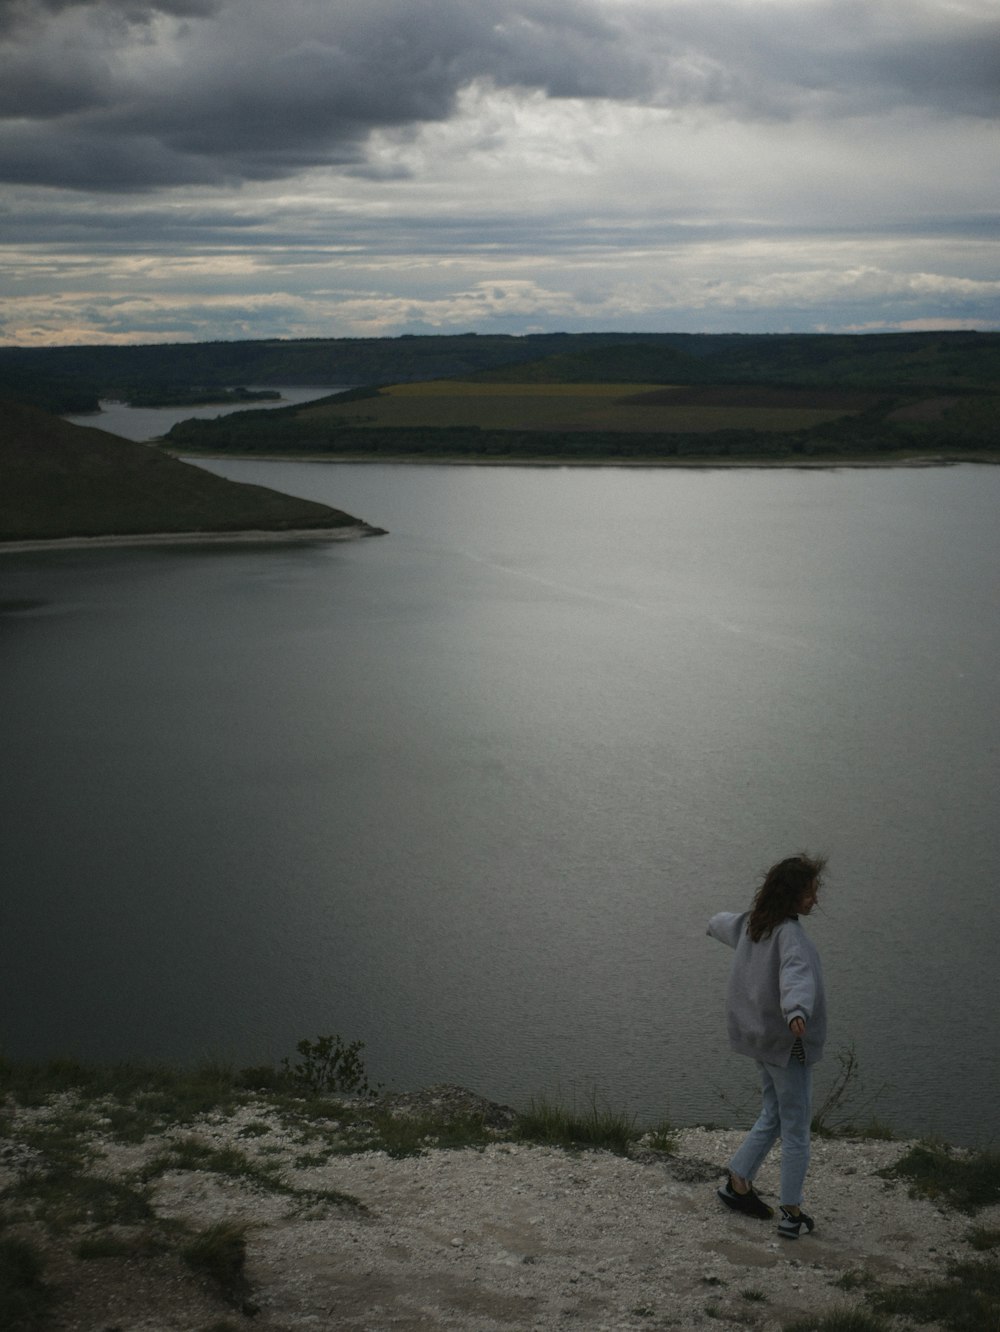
[3,458,999,1145]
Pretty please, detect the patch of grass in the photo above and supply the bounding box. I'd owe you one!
[833,1270,878,1291]
[869,1255,1000,1331]
[143,1134,361,1213]
[644,1119,678,1153]
[236,1121,272,1139]
[142,1137,283,1193]
[741,1287,767,1302]
[881,1142,1000,1212]
[782,1313,891,1332]
[181,1221,252,1308]
[5,1170,153,1232]
[105,1063,249,1141]
[293,1151,332,1168]
[0,1057,102,1106]
[269,1093,366,1133]
[14,1108,99,1173]
[0,1057,255,1146]
[968,1227,1000,1252]
[0,1236,56,1331]
[515,1094,641,1156]
[372,1111,493,1159]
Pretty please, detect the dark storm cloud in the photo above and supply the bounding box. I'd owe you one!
[0,0,216,32]
[2,0,998,192]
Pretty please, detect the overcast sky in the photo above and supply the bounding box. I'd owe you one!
[1,0,998,345]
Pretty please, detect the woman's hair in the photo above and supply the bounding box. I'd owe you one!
[747,853,827,942]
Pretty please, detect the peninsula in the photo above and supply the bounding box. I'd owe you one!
[0,400,386,548]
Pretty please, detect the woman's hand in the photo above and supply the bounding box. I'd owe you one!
[789,1017,806,1037]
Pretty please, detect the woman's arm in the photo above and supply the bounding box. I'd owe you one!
[778,926,816,1028]
[707,911,745,948]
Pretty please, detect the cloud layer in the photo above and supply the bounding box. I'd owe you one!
[2,0,998,342]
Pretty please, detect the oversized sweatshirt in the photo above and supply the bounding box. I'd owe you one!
[707,910,827,1067]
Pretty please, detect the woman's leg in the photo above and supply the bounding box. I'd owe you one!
[767,1060,813,1208]
[728,1062,781,1184]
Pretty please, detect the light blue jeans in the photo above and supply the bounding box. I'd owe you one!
[728,1058,812,1207]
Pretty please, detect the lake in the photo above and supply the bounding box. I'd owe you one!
[3,425,999,1145]
[63,384,353,442]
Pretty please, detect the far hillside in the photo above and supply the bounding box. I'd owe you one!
[0,400,383,543]
[473,332,1000,390]
[1,330,998,411]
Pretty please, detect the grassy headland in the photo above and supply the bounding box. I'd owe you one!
[0,400,384,545]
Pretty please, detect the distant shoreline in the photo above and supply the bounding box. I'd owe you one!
[171,448,1000,470]
[0,524,380,554]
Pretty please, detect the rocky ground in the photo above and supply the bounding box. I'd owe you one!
[3,1085,995,1332]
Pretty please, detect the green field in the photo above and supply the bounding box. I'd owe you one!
[301,380,869,435]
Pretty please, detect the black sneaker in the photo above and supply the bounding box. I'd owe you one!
[778,1206,815,1239]
[717,1175,774,1220]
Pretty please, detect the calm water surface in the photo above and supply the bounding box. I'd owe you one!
[3,451,999,1145]
[63,385,351,441]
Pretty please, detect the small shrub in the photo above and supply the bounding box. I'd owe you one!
[812,1045,888,1138]
[280,1035,378,1098]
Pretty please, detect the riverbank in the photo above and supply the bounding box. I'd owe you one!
[3,1075,998,1332]
[0,523,382,555]
[168,447,1000,469]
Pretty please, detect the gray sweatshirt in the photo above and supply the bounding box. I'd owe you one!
[707,910,827,1067]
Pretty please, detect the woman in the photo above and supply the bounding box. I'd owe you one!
[707,853,827,1240]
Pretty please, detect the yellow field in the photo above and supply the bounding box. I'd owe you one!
[383,382,648,398]
[302,381,856,435]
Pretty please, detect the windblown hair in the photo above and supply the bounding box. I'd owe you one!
[747,853,827,942]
